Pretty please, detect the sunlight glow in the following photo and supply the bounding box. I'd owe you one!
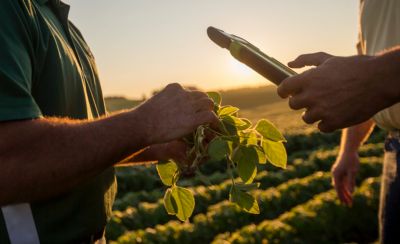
[229,58,253,78]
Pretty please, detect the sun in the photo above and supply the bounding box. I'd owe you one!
[229,58,253,77]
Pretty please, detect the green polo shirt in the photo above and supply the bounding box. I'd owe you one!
[0,0,116,243]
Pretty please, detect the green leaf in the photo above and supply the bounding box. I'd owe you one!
[207,91,221,105]
[221,118,238,136]
[255,119,286,142]
[235,182,260,192]
[262,139,287,169]
[163,188,177,215]
[156,161,178,186]
[171,186,195,221]
[254,145,267,164]
[222,116,251,131]
[237,118,252,130]
[207,92,221,113]
[208,138,231,161]
[230,185,260,214]
[239,131,258,145]
[233,146,258,184]
[219,106,239,117]
[246,131,259,145]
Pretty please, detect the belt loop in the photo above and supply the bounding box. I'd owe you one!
[386,130,400,152]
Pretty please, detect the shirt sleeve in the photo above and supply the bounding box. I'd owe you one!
[0,0,42,122]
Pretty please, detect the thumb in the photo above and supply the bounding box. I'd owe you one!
[194,111,219,129]
[288,52,333,68]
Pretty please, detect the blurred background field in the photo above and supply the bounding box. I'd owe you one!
[105,85,309,133]
[104,86,385,244]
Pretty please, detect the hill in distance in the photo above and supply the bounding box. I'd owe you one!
[104,85,315,133]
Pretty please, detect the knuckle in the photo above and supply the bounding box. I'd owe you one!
[297,54,306,60]
[206,98,214,108]
[277,84,288,98]
[166,83,182,91]
[194,91,208,98]
[302,112,313,124]
[318,122,334,133]
[288,97,300,110]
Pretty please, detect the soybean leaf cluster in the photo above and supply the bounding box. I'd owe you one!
[156,92,287,221]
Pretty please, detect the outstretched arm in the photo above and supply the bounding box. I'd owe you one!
[0,84,217,206]
[331,119,375,205]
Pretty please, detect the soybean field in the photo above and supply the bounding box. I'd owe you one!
[105,86,385,244]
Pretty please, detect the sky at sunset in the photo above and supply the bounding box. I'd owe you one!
[64,0,359,99]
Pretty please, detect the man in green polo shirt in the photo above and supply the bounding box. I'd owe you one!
[0,0,217,243]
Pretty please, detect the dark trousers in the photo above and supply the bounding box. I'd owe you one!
[380,135,400,244]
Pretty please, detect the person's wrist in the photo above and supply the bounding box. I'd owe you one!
[340,150,358,157]
[368,49,400,103]
[126,106,157,147]
[337,150,359,165]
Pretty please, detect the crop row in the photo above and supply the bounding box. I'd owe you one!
[213,177,380,244]
[111,152,336,233]
[108,156,382,241]
[113,142,382,211]
[111,176,380,244]
[110,171,329,243]
[113,130,364,195]
[284,127,384,154]
[109,150,382,236]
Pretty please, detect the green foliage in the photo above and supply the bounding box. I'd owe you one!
[169,186,195,221]
[156,92,287,221]
[230,185,260,214]
[255,119,286,142]
[219,177,381,244]
[234,146,258,184]
[106,88,387,242]
[110,155,383,243]
[156,161,178,186]
[107,146,383,237]
[208,138,232,161]
[263,139,287,169]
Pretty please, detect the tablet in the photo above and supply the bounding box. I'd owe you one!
[207,26,296,85]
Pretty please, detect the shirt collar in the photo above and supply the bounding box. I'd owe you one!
[35,0,68,7]
[34,0,70,20]
[35,0,48,5]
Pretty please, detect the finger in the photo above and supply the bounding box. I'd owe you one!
[189,90,208,100]
[164,83,183,92]
[343,184,353,206]
[277,74,307,98]
[194,110,219,128]
[349,173,356,194]
[302,108,322,125]
[342,182,352,206]
[333,179,347,204]
[288,52,333,68]
[193,97,214,112]
[318,120,336,133]
[288,93,309,110]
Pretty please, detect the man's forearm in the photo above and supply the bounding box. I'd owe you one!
[0,109,151,205]
[0,83,217,205]
[339,119,375,155]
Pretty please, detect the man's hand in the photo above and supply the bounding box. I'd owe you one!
[331,152,360,206]
[277,51,400,132]
[136,83,219,144]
